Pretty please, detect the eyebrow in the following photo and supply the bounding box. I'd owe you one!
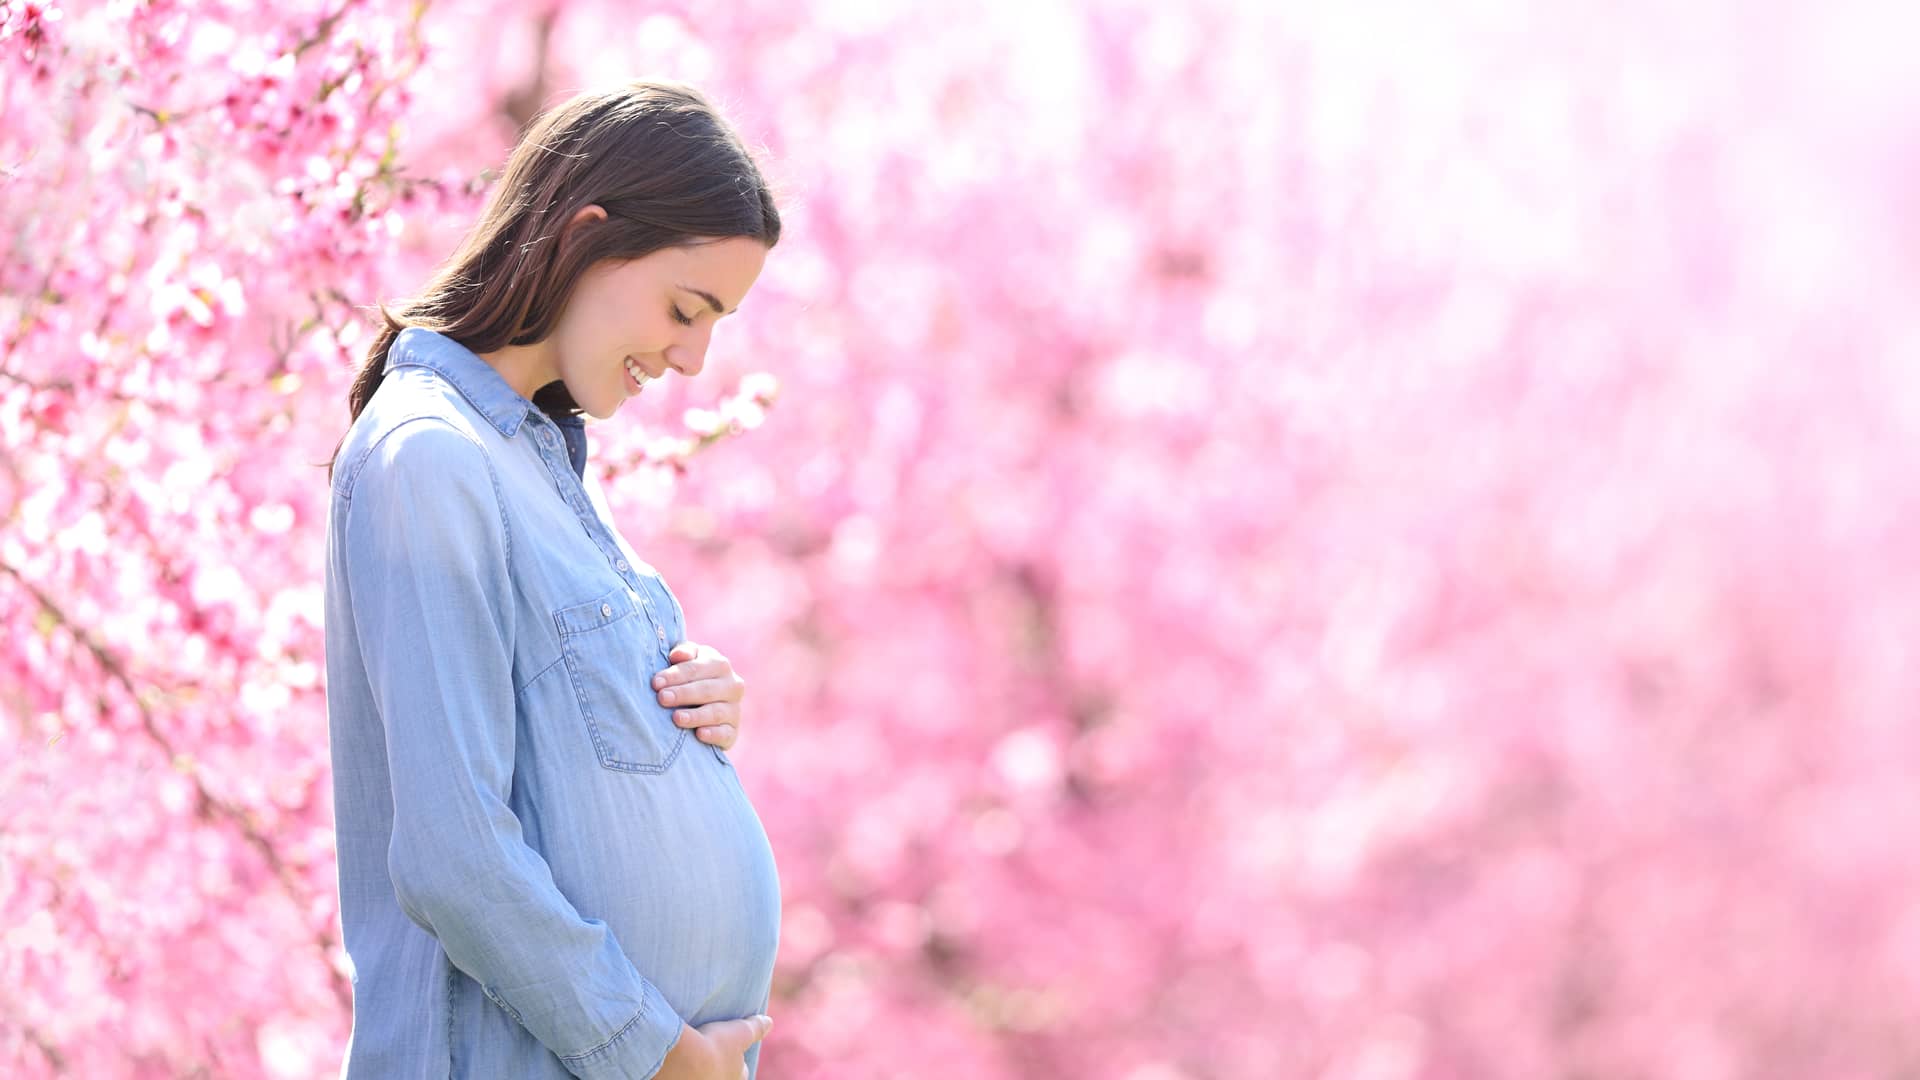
[676,283,735,316]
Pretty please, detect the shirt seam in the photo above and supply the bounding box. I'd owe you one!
[339,413,514,567]
[388,335,533,438]
[518,653,566,698]
[555,998,660,1065]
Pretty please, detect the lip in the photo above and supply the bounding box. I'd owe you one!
[623,356,662,395]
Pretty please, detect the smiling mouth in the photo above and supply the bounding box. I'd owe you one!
[623,356,656,390]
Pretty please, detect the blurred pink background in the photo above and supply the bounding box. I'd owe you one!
[3,0,1917,1075]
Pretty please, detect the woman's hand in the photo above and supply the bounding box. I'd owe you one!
[656,1015,773,1080]
[653,642,748,751]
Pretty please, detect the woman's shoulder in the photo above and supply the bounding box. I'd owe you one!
[332,372,500,501]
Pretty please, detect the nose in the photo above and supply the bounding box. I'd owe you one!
[667,326,712,377]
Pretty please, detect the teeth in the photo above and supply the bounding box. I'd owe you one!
[624,357,652,386]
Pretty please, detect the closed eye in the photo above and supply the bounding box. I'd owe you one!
[670,306,693,327]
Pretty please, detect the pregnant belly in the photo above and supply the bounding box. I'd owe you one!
[523,746,782,1024]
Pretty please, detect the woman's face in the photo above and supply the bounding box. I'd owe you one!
[548,213,768,420]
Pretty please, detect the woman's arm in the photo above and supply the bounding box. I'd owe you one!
[344,418,683,1079]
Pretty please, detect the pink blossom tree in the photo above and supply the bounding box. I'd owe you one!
[5,0,1919,1076]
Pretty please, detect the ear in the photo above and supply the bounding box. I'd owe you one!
[559,203,608,248]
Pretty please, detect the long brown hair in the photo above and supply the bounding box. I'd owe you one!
[326,79,781,482]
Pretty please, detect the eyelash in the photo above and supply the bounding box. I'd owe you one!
[670,307,693,326]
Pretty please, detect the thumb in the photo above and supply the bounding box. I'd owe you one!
[747,1014,773,1043]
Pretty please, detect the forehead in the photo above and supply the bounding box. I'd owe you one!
[608,239,765,307]
[678,237,767,275]
[670,239,767,303]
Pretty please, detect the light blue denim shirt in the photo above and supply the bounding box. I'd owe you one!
[324,327,780,1079]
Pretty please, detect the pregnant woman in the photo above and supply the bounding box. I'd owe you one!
[322,81,782,1079]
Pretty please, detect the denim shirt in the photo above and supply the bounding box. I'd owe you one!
[324,327,781,1079]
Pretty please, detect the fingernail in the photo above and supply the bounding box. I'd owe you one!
[659,690,675,704]
[652,675,666,689]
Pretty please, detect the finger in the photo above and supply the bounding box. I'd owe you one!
[668,641,706,663]
[695,724,736,748]
[652,661,725,691]
[671,702,738,730]
[652,656,731,692]
[684,724,735,750]
[656,674,745,707]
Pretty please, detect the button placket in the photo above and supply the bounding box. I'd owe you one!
[543,431,672,652]
[635,585,672,655]
[535,426,628,584]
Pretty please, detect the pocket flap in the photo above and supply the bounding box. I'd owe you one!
[552,584,636,637]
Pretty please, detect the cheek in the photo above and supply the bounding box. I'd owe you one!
[601,303,657,347]
[576,279,640,342]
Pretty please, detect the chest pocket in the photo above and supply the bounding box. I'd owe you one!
[554,582,688,773]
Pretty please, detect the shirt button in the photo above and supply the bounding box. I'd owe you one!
[616,560,629,572]
[656,627,667,642]
[601,603,613,617]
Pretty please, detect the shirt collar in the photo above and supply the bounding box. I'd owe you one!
[385,326,585,441]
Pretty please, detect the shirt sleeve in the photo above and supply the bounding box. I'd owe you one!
[342,417,686,1079]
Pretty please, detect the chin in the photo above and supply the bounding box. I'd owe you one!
[579,386,621,421]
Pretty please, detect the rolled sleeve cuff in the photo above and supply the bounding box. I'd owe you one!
[556,978,686,1080]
